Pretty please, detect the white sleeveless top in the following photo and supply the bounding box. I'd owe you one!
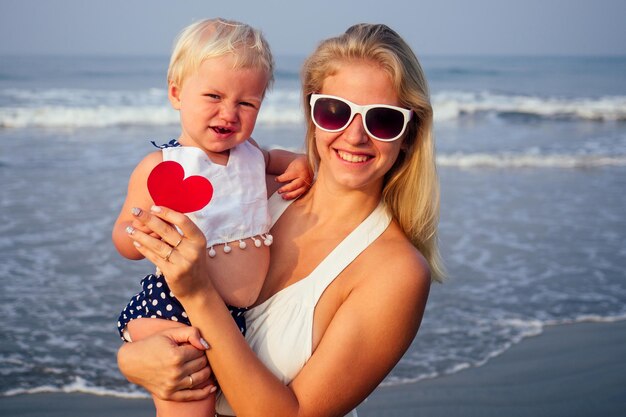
[162,141,270,247]
[216,193,392,416]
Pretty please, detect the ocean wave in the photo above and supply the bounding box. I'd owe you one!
[433,91,626,122]
[546,313,626,325]
[2,376,148,399]
[1,87,626,128]
[0,105,304,128]
[430,67,502,78]
[437,152,626,168]
[0,87,303,128]
[0,106,178,128]
[0,87,167,107]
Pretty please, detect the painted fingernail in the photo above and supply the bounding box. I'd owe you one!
[131,207,142,216]
[133,241,141,248]
[209,386,217,394]
[125,226,135,235]
[150,205,162,213]
[200,338,210,350]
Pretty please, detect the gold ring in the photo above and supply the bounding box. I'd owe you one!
[164,247,174,262]
[174,237,183,248]
[188,374,194,389]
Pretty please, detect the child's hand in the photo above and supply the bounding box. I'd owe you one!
[275,155,313,200]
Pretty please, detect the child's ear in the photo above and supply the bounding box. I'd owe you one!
[168,81,182,110]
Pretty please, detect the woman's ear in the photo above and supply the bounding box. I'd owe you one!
[168,81,182,110]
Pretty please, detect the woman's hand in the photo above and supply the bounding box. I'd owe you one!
[117,325,215,401]
[125,205,211,299]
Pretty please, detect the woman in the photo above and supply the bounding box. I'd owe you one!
[118,23,444,416]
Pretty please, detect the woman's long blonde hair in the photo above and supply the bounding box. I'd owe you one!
[302,23,444,281]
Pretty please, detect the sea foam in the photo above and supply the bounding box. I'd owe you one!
[433,91,626,122]
[437,152,626,168]
[3,377,148,399]
[2,88,626,128]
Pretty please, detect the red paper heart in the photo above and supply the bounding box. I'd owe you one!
[147,161,213,213]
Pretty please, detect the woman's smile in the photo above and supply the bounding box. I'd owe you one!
[336,149,372,164]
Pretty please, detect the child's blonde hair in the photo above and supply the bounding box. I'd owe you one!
[167,18,274,93]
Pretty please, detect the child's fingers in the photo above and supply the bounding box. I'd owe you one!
[279,185,308,200]
[277,178,310,194]
[276,182,297,194]
[276,170,313,184]
[274,172,294,183]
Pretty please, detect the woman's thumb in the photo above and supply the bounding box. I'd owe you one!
[164,326,210,351]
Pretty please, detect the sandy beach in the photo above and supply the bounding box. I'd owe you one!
[358,319,626,417]
[1,319,625,417]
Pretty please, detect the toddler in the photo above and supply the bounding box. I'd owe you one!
[112,18,311,417]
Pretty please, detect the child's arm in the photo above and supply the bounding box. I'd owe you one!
[248,139,314,200]
[112,151,163,260]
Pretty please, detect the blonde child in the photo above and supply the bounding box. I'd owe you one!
[112,18,311,416]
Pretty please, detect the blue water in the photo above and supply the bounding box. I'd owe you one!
[0,54,625,397]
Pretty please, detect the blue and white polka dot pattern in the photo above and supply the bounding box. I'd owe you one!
[117,273,247,339]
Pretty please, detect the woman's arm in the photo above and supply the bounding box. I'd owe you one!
[125,207,430,417]
[289,242,430,415]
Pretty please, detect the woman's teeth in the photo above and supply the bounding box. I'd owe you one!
[337,150,369,163]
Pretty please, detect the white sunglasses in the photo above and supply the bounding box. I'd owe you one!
[310,94,413,142]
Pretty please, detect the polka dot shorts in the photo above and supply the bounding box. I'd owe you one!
[117,273,247,340]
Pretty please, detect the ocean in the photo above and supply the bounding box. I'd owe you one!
[1,54,625,397]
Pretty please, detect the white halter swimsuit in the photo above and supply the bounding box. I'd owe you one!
[216,193,392,416]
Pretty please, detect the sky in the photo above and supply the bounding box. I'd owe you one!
[1,0,625,57]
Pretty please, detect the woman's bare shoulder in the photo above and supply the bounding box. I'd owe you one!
[352,220,431,300]
[330,220,430,364]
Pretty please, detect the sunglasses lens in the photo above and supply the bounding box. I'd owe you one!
[366,107,405,140]
[313,97,351,131]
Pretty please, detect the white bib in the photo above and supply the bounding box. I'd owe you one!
[162,141,270,247]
